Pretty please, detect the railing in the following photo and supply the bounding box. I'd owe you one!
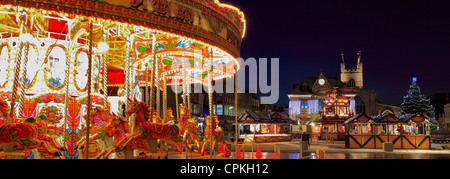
[299,148,326,159]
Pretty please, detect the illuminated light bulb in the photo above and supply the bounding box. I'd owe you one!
[98,42,109,53]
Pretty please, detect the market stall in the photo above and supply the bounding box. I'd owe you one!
[345,113,431,149]
[235,110,293,143]
[318,87,350,140]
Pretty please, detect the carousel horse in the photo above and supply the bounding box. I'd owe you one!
[33,105,67,158]
[122,98,191,152]
[94,113,133,159]
[0,98,64,158]
[201,114,227,155]
[163,108,174,123]
[78,105,141,159]
[0,117,42,151]
[179,104,200,148]
[97,107,175,159]
[0,99,42,152]
[76,105,110,151]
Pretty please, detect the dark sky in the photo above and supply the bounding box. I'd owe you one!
[221,0,450,107]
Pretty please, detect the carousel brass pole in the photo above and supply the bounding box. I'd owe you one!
[208,48,214,159]
[102,29,109,112]
[175,80,179,122]
[149,34,156,121]
[187,78,191,116]
[63,39,73,153]
[163,73,167,121]
[17,11,32,119]
[234,65,238,157]
[156,57,161,119]
[16,42,29,119]
[145,63,149,104]
[184,56,191,113]
[85,20,94,159]
[182,55,187,105]
[9,13,26,119]
[124,35,129,107]
[9,41,24,119]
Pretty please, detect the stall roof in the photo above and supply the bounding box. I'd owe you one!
[344,114,373,124]
[400,114,433,124]
[371,113,400,123]
[270,111,292,123]
[345,113,432,124]
[237,110,293,124]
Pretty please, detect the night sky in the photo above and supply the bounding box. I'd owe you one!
[221,0,450,107]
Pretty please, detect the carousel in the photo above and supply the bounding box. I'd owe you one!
[0,0,245,159]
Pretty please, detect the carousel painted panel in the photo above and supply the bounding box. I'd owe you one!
[44,45,67,90]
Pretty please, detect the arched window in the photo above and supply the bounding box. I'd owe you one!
[355,96,366,114]
[348,79,356,87]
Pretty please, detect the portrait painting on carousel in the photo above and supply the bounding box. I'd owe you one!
[46,46,66,89]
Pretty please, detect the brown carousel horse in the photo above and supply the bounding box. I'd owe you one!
[122,98,191,152]
[201,114,228,155]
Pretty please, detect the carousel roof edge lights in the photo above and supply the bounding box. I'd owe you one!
[0,0,246,59]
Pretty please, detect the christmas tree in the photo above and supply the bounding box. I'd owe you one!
[400,77,435,122]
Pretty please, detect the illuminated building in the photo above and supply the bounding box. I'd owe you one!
[288,52,378,139]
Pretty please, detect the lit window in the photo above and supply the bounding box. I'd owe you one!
[301,101,308,108]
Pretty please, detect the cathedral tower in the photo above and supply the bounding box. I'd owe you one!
[340,51,363,88]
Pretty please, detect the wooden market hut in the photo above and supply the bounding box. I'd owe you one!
[344,113,431,149]
[235,110,293,143]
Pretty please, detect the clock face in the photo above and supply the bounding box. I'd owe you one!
[318,79,325,85]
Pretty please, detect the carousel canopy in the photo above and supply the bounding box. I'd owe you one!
[0,0,246,88]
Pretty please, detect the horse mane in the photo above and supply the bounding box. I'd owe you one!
[136,101,151,122]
